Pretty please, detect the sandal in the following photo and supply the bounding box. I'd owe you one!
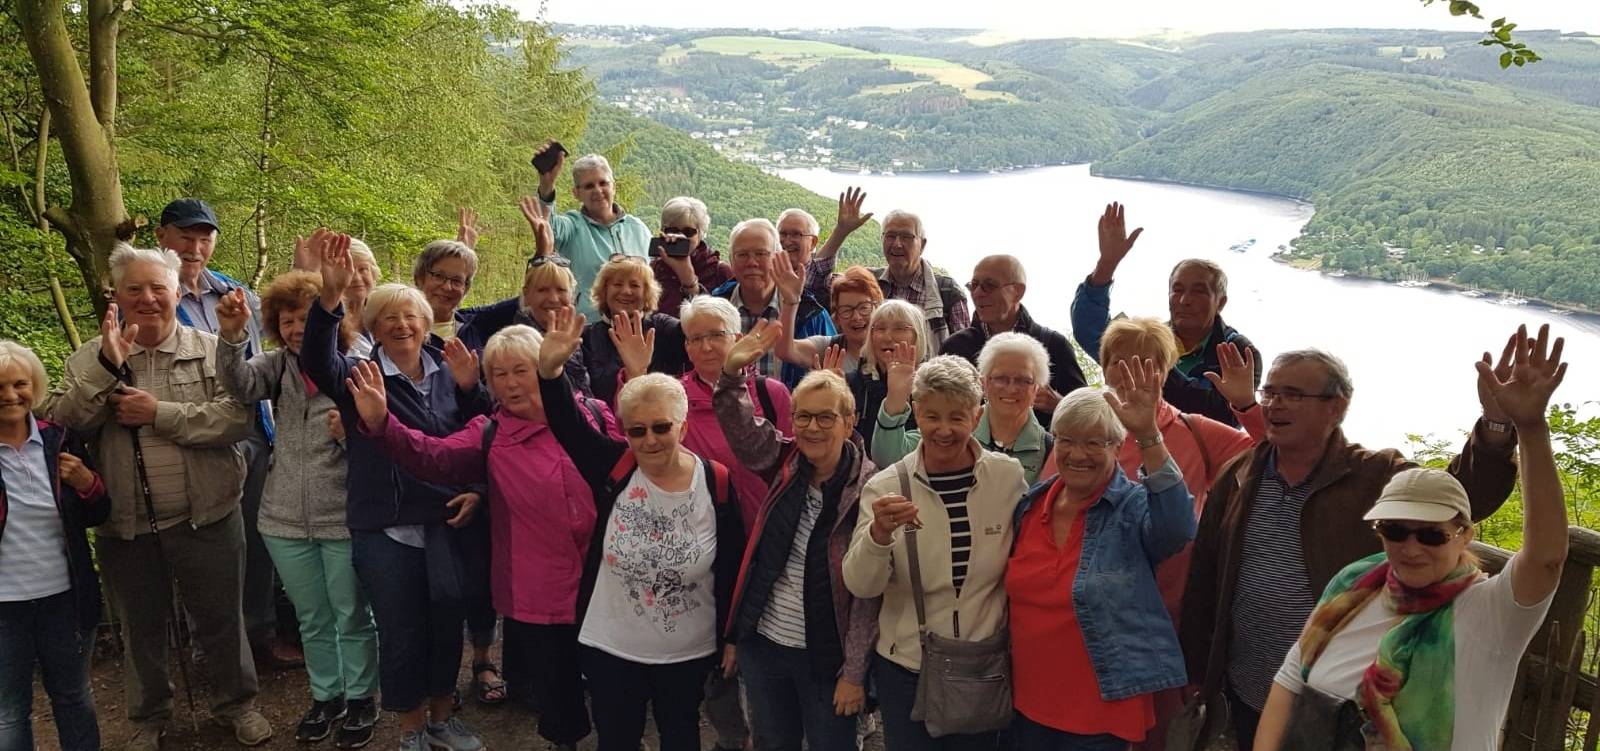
[472,661,507,705]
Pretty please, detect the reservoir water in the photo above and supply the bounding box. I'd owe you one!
[781,165,1600,450]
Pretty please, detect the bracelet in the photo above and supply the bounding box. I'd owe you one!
[1235,401,1259,413]
[1135,432,1164,449]
[1482,417,1515,434]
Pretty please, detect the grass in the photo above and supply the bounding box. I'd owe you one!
[678,35,1016,101]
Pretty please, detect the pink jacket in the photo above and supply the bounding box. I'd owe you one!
[370,408,613,624]
[678,372,793,535]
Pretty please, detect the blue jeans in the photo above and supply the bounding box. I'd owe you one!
[0,591,99,751]
[738,633,857,751]
[350,530,464,712]
[873,655,1000,751]
[1009,712,1128,751]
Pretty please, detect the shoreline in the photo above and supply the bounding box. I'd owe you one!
[1268,253,1597,316]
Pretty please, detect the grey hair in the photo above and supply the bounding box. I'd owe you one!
[978,332,1049,386]
[571,153,613,182]
[912,355,983,412]
[859,299,935,377]
[108,244,181,287]
[617,372,689,425]
[411,240,478,288]
[1272,349,1355,400]
[661,196,711,238]
[362,283,434,333]
[679,295,740,335]
[1051,387,1127,445]
[978,254,1027,286]
[482,324,543,378]
[777,208,820,236]
[347,239,382,280]
[0,340,50,400]
[729,217,780,252]
[882,209,925,239]
[1169,258,1228,298]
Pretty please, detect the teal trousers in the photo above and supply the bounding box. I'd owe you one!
[261,536,379,702]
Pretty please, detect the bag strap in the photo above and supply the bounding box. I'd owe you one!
[607,452,638,489]
[754,375,778,423]
[1176,412,1213,481]
[897,463,929,634]
[704,457,734,506]
[580,396,606,432]
[480,417,499,455]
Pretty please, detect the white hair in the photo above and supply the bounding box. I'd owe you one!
[347,239,382,279]
[977,332,1049,386]
[859,299,935,377]
[679,295,740,335]
[108,244,181,288]
[777,208,820,236]
[661,196,711,238]
[617,372,688,425]
[571,153,613,182]
[1051,387,1127,445]
[911,355,983,412]
[881,209,925,239]
[362,283,433,333]
[482,324,543,377]
[729,217,780,252]
[0,340,49,400]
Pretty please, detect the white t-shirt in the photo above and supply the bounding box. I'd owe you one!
[579,466,719,664]
[1275,557,1554,750]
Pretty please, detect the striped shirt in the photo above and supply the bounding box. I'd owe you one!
[926,466,977,593]
[729,283,783,380]
[756,486,826,648]
[1226,455,1318,712]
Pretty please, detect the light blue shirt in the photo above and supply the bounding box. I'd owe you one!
[0,417,71,601]
[376,348,438,548]
[540,198,652,321]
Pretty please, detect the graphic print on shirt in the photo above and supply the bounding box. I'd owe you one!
[604,484,705,632]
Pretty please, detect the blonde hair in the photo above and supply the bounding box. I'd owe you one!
[793,369,855,417]
[482,325,543,397]
[1100,316,1181,373]
[347,239,382,281]
[859,299,934,377]
[522,262,577,320]
[0,340,49,403]
[589,257,661,318]
[617,372,688,425]
[362,283,433,333]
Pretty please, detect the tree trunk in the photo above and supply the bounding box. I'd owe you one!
[16,0,129,318]
[33,111,84,348]
[250,57,276,289]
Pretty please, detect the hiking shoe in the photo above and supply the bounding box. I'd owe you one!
[217,709,274,746]
[123,723,166,751]
[424,715,484,751]
[296,697,348,743]
[397,729,429,751]
[336,697,379,749]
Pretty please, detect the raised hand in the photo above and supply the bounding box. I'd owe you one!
[882,340,917,414]
[216,287,252,344]
[724,319,781,377]
[109,386,158,427]
[445,491,481,528]
[533,139,566,193]
[519,196,555,256]
[1203,341,1257,410]
[1104,356,1162,439]
[1033,383,1062,414]
[443,338,481,392]
[456,207,480,249]
[1476,328,1520,424]
[835,187,873,237]
[315,230,355,312]
[292,234,320,272]
[344,359,390,434]
[57,452,96,495]
[869,493,921,546]
[539,306,586,379]
[769,251,804,303]
[98,303,139,369]
[812,344,847,378]
[1476,324,1567,430]
[1092,202,1144,285]
[609,311,657,380]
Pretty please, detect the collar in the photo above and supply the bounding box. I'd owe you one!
[491,408,550,442]
[580,203,631,227]
[730,282,780,316]
[877,259,933,294]
[377,347,439,382]
[129,326,182,357]
[19,415,42,447]
[975,408,1046,452]
[979,304,1035,338]
[1037,471,1118,523]
[180,268,229,299]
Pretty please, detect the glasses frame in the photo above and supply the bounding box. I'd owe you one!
[527,255,572,269]
[793,410,841,428]
[624,421,677,439]
[425,269,470,291]
[1256,387,1338,405]
[1372,521,1467,547]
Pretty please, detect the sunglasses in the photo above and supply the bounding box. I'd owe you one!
[662,226,699,238]
[1372,521,1466,547]
[527,255,571,269]
[624,421,676,439]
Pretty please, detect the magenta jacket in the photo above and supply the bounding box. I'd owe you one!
[369,407,616,624]
[678,371,793,536]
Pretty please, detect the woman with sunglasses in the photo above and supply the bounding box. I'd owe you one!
[535,306,746,751]
[1255,325,1568,751]
[652,197,733,316]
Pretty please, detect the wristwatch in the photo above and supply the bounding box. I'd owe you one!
[1482,417,1515,434]
[1135,432,1164,449]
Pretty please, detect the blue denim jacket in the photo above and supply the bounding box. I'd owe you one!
[1011,457,1195,701]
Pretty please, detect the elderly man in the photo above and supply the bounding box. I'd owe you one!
[940,254,1087,424]
[1176,346,1520,750]
[156,198,301,672]
[711,219,835,387]
[43,245,271,749]
[1071,202,1263,427]
[531,141,651,320]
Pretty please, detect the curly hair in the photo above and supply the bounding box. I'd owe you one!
[260,270,354,353]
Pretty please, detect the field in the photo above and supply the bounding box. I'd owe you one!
[671,35,1016,101]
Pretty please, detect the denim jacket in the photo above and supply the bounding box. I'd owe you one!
[1010,457,1195,701]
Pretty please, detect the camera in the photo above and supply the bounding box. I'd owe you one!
[649,234,693,258]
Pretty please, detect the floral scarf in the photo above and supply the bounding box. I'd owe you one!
[1297,552,1482,750]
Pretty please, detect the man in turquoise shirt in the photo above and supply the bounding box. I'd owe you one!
[530,144,651,321]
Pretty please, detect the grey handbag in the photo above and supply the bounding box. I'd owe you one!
[898,464,1013,738]
[1282,685,1365,751]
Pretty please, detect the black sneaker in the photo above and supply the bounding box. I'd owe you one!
[335,697,379,749]
[296,697,348,743]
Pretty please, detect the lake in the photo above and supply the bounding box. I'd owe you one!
[781,165,1600,450]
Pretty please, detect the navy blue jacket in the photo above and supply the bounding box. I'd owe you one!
[453,296,592,397]
[0,421,110,631]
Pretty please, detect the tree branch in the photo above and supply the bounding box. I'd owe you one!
[87,0,120,133]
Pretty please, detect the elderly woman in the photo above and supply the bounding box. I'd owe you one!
[534,307,745,751]
[845,299,934,456]
[709,322,881,751]
[530,146,653,320]
[1006,365,1196,750]
[455,256,593,395]
[653,196,734,315]
[774,265,884,376]
[301,234,488,751]
[346,324,618,751]
[412,239,479,344]
[292,230,381,358]
[843,355,1030,751]
[873,332,1055,483]
[0,341,108,751]
[43,245,268,749]
[214,270,381,747]
[580,256,689,405]
[1255,325,1566,750]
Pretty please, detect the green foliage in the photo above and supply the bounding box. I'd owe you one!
[1418,0,1541,67]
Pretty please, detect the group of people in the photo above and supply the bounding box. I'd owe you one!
[0,143,1574,751]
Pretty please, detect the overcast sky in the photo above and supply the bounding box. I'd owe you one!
[523,0,1595,38]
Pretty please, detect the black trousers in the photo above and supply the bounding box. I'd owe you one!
[502,620,591,745]
[579,646,712,751]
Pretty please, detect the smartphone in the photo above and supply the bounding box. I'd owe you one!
[531,142,568,174]
[649,234,692,258]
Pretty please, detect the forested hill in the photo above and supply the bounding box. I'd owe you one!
[557,26,1600,308]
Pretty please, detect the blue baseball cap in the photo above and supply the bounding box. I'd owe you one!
[159,198,219,231]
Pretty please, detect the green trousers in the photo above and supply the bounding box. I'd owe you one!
[261,536,379,702]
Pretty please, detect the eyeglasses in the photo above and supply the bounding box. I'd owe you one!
[965,279,1017,295]
[778,231,816,241]
[987,374,1035,390]
[1257,387,1338,404]
[426,269,470,290]
[686,330,733,346]
[836,301,878,319]
[883,231,919,244]
[624,421,676,439]
[527,255,571,269]
[662,226,699,238]
[793,411,840,428]
[731,250,774,263]
[1054,436,1117,452]
[1373,521,1466,547]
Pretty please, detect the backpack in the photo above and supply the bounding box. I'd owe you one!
[753,376,778,424]
[605,452,734,508]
